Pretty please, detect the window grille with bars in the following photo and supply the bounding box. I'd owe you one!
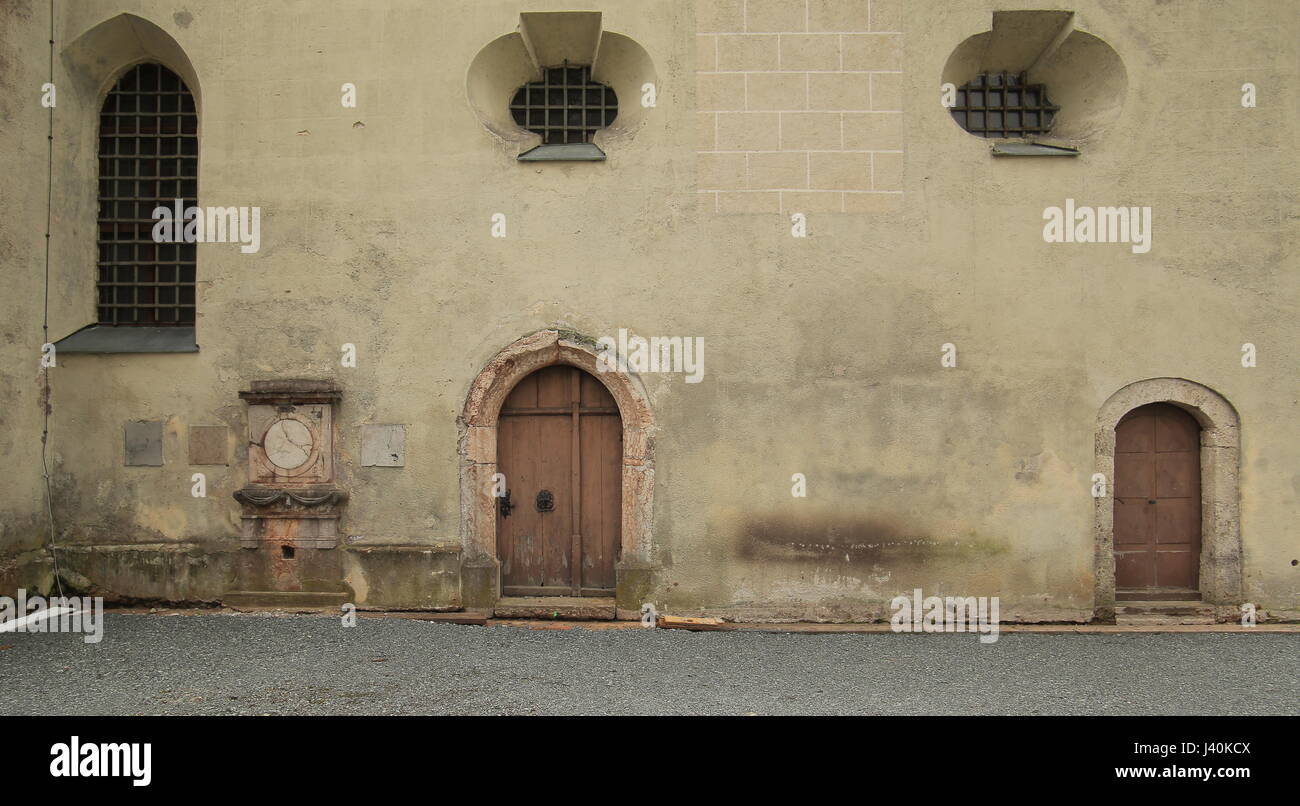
[97,62,198,326]
[949,71,1059,139]
[510,62,618,145]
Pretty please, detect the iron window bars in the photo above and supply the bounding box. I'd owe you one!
[510,62,618,145]
[97,62,198,325]
[950,71,1059,139]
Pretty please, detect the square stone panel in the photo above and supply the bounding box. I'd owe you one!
[125,421,163,466]
[189,425,229,465]
[247,403,333,483]
[362,424,406,467]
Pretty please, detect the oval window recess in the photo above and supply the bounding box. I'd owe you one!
[466,12,656,161]
[941,11,1127,150]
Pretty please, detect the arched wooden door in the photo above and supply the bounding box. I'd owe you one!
[497,365,622,596]
[1113,403,1202,599]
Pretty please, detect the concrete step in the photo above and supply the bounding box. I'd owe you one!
[223,590,351,609]
[493,596,616,620]
[1117,614,1217,626]
[1117,601,1214,616]
[1112,600,1211,626]
[1116,601,1213,625]
[1116,601,1215,625]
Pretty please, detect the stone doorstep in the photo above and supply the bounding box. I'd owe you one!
[1115,616,1217,626]
[1116,601,1216,616]
[492,596,616,620]
[1115,600,1216,626]
[490,619,645,631]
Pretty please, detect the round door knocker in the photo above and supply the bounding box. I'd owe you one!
[535,490,555,512]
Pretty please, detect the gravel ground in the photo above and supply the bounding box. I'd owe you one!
[1,613,1296,715]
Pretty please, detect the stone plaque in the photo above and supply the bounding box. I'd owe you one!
[361,424,406,467]
[188,425,229,465]
[124,421,163,466]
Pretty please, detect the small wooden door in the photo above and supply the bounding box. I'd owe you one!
[497,366,622,597]
[1114,403,1202,598]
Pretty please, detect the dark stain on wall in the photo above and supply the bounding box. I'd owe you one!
[738,512,1006,564]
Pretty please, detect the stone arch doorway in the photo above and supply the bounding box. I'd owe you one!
[1095,379,1241,619]
[458,330,654,614]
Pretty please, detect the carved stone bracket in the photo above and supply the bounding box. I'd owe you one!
[234,485,348,511]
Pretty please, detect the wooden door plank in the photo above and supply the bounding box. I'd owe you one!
[501,371,538,412]
[538,409,572,589]
[509,413,547,590]
[570,368,583,596]
[497,415,515,586]
[580,413,620,590]
[580,371,616,409]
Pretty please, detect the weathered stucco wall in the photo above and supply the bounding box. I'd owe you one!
[0,0,1295,620]
[0,0,58,595]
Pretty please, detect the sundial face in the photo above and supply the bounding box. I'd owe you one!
[263,418,314,471]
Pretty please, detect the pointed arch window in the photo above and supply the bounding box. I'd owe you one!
[97,62,198,326]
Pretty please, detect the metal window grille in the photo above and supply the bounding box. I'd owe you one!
[97,62,198,325]
[950,71,1059,139]
[510,62,618,145]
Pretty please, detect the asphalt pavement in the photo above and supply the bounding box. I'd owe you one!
[2,613,1295,715]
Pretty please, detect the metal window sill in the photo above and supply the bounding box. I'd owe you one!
[991,141,1080,157]
[54,325,198,353]
[518,143,606,162]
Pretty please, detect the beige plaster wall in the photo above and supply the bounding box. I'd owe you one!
[0,0,1295,619]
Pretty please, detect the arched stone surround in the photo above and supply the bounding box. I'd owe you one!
[1094,378,1241,620]
[458,330,655,614]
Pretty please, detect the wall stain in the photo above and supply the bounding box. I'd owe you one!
[738,512,1008,564]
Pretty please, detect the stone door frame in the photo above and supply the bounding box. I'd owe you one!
[1094,378,1241,619]
[458,330,655,614]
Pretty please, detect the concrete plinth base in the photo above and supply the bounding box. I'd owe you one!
[223,590,352,608]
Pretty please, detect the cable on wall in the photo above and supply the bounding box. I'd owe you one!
[41,0,65,600]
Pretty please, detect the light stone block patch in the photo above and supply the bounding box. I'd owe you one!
[718,34,779,71]
[746,72,808,110]
[842,33,902,70]
[809,0,872,32]
[697,0,745,33]
[361,424,406,467]
[779,34,842,70]
[747,0,808,33]
[696,2,905,212]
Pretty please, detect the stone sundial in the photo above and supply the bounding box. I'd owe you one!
[262,418,314,471]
